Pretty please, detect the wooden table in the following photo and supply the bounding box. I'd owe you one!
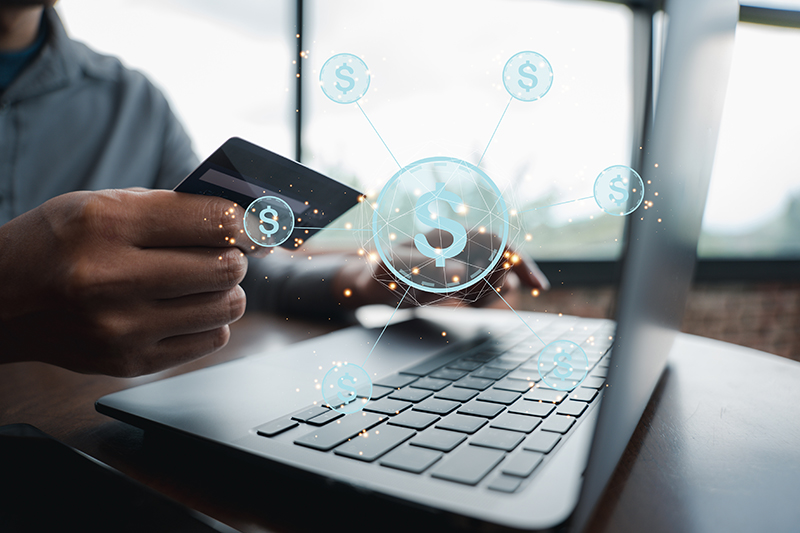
[1,312,799,532]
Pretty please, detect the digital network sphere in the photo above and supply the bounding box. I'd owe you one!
[371,157,510,294]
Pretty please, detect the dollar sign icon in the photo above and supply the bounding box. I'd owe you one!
[517,60,538,92]
[608,175,629,207]
[552,351,573,381]
[259,206,280,237]
[337,373,358,404]
[335,63,355,94]
[413,183,468,267]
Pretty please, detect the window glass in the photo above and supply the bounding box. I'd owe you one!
[302,0,633,259]
[699,22,800,258]
[57,0,296,160]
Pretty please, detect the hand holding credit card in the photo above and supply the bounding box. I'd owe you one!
[174,137,362,249]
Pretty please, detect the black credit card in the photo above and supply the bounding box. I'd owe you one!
[174,137,362,250]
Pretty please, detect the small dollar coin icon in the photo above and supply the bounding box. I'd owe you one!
[372,157,509,294]
[608,176,629,206]
[319,53,370,104]
[336,373,358,404]
[413,183,468,267]
[335,63,355,94]
[593,165,645,217]
[538,340,589,391]
[243,196,294,248]
[322,363,372,414]
[258,206,280,237]
[503,51,553,102]
[517,60,538,92]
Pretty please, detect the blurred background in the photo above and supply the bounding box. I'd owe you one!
[57,0,799,359]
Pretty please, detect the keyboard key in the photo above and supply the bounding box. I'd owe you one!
[447,360,483,371]
[380,445,443,474]
[430,368,468,381]
[570,387,598,402]
[389,388,432,403]
[294,413,384,451]
[525,388,567,404]
[508,400,554,417]
[410,429,466,452]
[436,414,488,434]
[454,376,494,391]
[477,390,521,405]
[487,475,523,493]
[496,353,530,363]
[291,406,329,423]
[360,385,394,400]
[430,446,505,485]
[471,367,509,380]
[502,451,543,477]
[493,378,535,393]
[388,411,439,430]
[374,374,418,389]
[557,400,588,417]
[591,367,608,378]
[364,398,412,416]
[306,410,344,426]
[458,401,505,418]
[540,415,576,434]
[410,377,451,391]
[334,425,415,462]
[414,398,460,415]
[523,430,561,453]
[506,370,542,382]
[434,387,478,403]
[490,413,541,433]
[465,351,498,362]
[398,352,460,376]
[580,376,606,389]
[484,360,520,371]
[469,428,524,451]
[255,418,298,437]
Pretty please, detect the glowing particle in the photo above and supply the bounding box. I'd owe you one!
[343,289,352,297]
[532,289,540,297]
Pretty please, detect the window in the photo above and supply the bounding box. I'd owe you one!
[699,19,800,259]
[301,0,634,258]
[57,0,296,160]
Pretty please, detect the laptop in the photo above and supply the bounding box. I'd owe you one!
[96,0,738,530]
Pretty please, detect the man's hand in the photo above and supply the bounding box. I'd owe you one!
[335,230,549,309]
[0,189,260,376]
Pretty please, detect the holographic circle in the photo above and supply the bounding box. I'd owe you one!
[243,196,294,248]
[593,165,645,217]
[319,53,371,104]
[537,340,589,392]
[322,363,372,414]
[371,157,510,294]
[502,51,554,102]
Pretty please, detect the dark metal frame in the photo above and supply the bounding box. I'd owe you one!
[292,0,800,284]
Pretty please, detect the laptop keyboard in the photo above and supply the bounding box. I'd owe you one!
[253,317,614,493]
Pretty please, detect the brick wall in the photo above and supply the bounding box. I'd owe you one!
[514,282,800,363]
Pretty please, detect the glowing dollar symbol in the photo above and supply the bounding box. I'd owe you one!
[517,60,538,92]
[259,206,280,237]
[337,373,357,404]
[552,351,573,381]
[608,175,629,207]
[413,183,468,267]
[335,63,355,94]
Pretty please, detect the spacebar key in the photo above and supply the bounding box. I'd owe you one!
[430,446,505,485]
[294,412,385,451]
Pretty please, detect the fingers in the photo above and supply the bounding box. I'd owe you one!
[124,190,252,253]
[151,286,247,338]
[139,326,231,375]
[510,253,550,290]
[131,246,248,299]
